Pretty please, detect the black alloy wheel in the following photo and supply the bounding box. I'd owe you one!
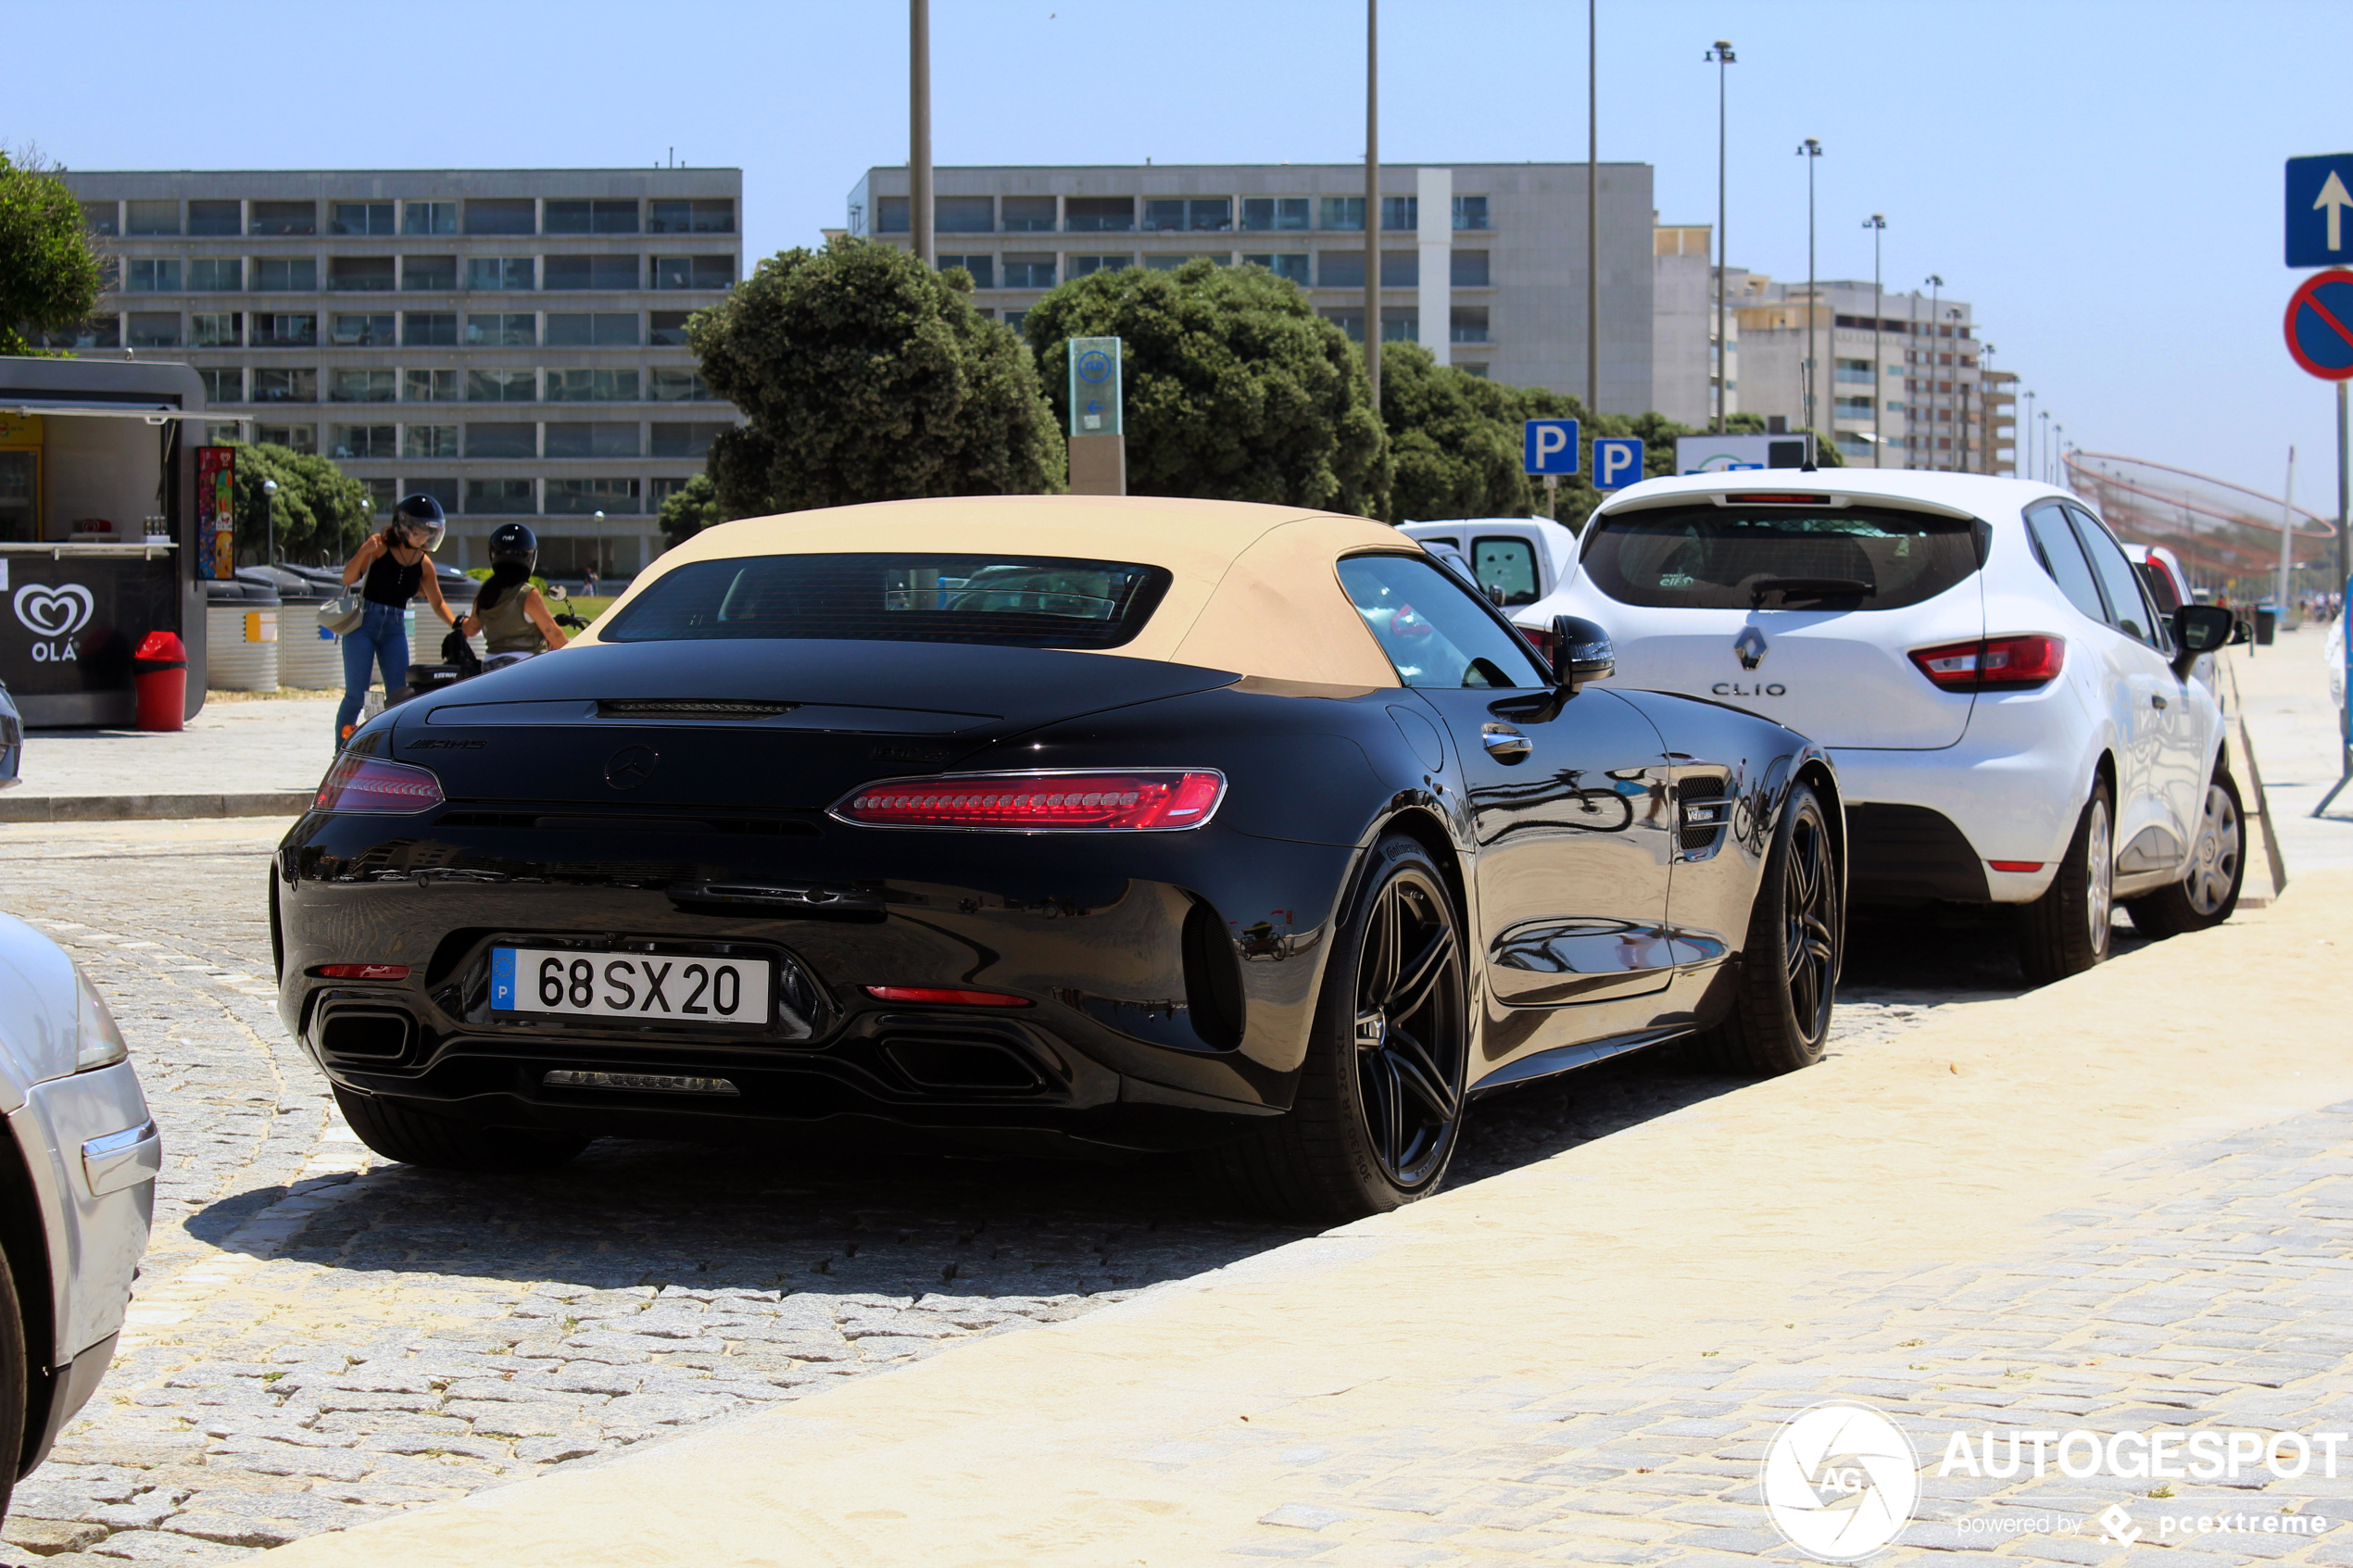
[1209,834,1470,1220]
[1693,780,1842,1076]
[1352,867,1468,1191]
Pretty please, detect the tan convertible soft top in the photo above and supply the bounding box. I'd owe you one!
[573,495,1411,689]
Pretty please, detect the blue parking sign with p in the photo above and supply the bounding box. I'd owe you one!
[1523,419,1579,476]
[1592,437,1645,490]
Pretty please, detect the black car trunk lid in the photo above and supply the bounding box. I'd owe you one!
[388,640,1239,811]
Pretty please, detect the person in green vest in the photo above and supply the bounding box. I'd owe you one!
[459,522,573,657]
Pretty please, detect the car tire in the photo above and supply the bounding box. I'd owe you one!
[0,1243,24,1521]
[1690,780,1842,1076]
[1208,834,1469,1222]
[2124,771,2246,938]
[2017,780,2115,988]
[333,1086,588,1173]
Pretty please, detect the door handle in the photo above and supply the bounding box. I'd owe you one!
[2151,693,2168,709]
[1480,725,1533,762]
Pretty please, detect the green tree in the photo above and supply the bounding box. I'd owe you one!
[656,472,725,549]
[1023,259,1390,516]
[225,443,374,566]
[688,237,1063,516]
[1378,345,1529,521]
[0,150,105,356]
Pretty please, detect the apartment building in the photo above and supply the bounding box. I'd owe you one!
[1731,277,2014,475]
[846,162,1660,413]
[49,169,745,574]
[1650,223,1738,429]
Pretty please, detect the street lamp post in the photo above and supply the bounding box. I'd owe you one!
[1586,0,1598,416]
[2054,423,2065,488]
[1948,308,1966,471]
[1862,214,1885,467]
[910,0,932,268]
[1364,0,1379,406]
[2022,389,2035,482]
[2040,410,2051,483]
[1796,139,1823,439]
[261,478,278,567]
[1923,275,1944,471]
[1707,41,1735,433]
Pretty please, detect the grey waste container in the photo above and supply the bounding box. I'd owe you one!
[240,568,341,689]
[203,580,282,693]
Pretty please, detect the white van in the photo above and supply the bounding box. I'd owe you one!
[1399,518,1580,612]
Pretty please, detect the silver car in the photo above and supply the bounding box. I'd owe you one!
[0,893,158,1512]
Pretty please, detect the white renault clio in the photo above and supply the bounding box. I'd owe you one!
[1516,470,2248,984]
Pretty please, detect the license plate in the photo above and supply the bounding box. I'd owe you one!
[490,947,771,1023]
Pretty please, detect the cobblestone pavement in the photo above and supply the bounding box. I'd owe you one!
[0,818,2029,1563]
[1196,1098,2353,1565]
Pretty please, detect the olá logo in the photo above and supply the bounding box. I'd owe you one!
[1760,1401,1920,1560]
[15,583,94,638]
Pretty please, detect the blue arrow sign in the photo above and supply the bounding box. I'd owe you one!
[2287,154,2353,268]
[1523,419,1579,476]
[1592,437,1645,490]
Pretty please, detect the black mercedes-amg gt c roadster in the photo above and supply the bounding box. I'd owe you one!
[274,496,1843,1219]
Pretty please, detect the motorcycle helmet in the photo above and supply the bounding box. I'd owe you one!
[390,493,447,554]
[487,521,539,573]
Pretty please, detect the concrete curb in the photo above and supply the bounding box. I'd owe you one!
[0,791,311,822]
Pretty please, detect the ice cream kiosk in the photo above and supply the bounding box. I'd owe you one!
[0,358,209,727]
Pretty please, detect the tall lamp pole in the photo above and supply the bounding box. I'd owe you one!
[260,478,278,567]
[910,0,932,268]
[1862,214,1885,466]
[1585,0,1598,415]
[2054,423,2066,488]
[1979,343,1996,476]
[2022,389,2036,482]
[1364,0,1379,406]
[1795,139,1823,440]
[1949,308,1967,470]
[1924,274,1944,470]
[2039,410,2051,483]
[1706,41,1735,433]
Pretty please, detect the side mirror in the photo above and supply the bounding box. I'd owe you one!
[2170,603,2238,675]
[1552,614,1615,696]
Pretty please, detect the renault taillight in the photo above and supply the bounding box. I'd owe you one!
[831,771,1227,832]
[1907,634,2066,693]
[314,754,446,814]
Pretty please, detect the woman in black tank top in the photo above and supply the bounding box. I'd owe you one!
[336,494,457,747]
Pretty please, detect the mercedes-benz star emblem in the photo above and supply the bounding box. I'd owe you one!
[605,746,660,791]
[1734,626,1768,671]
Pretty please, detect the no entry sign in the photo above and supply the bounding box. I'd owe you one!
[2284,269,2353,381]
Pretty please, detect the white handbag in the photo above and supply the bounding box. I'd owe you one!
[319,591,365,635]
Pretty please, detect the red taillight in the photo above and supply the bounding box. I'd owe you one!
[313,754,446,814]
[831,771,1227,832]
[1907,634,2066,693]
[311,964,410,980]
[1518,624,1555,666]
[1987,861,2044,874]
[1723,493,1832,505]
[864,986,1031,1008]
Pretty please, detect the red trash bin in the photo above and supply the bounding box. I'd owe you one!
[132,631,187,733]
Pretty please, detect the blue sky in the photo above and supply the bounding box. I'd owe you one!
[9,0,2345,500]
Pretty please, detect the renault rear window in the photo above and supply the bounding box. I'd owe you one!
[599,553,1172,649]
[1579,503,1982,611]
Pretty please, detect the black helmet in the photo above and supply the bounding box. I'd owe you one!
[487,521,538,572]
[390,494,447,553]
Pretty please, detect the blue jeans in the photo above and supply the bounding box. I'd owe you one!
[336,601,409,746]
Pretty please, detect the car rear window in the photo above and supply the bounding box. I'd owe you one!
[1579,502,1982,611]
[598,553,1173,649]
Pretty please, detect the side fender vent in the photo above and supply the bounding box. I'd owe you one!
[1677,774,1732,859]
